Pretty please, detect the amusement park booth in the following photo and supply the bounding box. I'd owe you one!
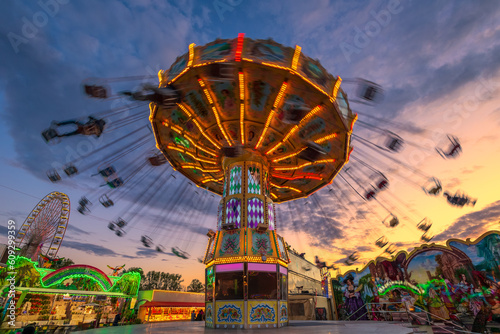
[0,256,140,329]
[148,34,354,329]
[137,290,204,322]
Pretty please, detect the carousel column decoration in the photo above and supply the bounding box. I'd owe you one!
[149,33,354,329]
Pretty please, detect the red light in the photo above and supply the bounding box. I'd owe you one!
[235,33,245,62]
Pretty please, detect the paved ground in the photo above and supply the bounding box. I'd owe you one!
[73,321,414,333]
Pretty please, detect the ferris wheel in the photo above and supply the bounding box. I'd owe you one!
[15,191,70,260]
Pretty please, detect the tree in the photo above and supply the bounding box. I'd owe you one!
[123,267,145,281]
[51,258,74,269]
[187,279,205,293]
[141,271,183,291]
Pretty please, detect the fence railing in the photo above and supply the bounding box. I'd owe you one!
[343,301,481,334]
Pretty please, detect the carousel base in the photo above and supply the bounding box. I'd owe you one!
[72,321,414,333]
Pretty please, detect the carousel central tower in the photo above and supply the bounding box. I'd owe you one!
[149,33,354,329]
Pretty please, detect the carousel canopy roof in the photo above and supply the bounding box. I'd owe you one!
[151,34,355,202]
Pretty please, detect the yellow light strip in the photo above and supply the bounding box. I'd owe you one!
[157,70,165,86]
[271,148,306,162]
[188,43,195,67]
[239,72,245,144]
[176,103,221,150]
[212,106,231,145]
[162,119,218,157]
[314,132,338,144]
[168,67,189,85]
[238,72,245,100]
[273,159,335,171]
[192,59,227,68]
[261,62,290,71]
[201,176,224,184]
[270,182,301,193]
[255,82,288,149]
[332,76,342,101]
[197,78,232,146]
[167,144,217,164]
[291,69,330,97]
[203,89,214,104]
[266,105,322,155]
[271,193,278,199]
[181,165,220,173]
[242,57,254,62]
[291,45,301,70]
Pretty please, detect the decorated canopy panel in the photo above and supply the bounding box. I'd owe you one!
[151,35,354,202]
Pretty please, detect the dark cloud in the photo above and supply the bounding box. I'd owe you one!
[434,200,500,241]
[66,224,91,236]
[61,240,134,258]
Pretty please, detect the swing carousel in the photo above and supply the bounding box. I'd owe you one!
[40,32,478,329]
[146,34,354,329]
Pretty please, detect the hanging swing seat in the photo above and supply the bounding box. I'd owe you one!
[99,195,114,208]
[63,165,78,176]
[172,247,189,259]
[42,128,59,142]
[84,85,108,99]
[47,170,62,182]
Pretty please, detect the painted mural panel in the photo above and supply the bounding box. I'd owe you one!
[216,301,244,327]
[205,302,214,328]
[218,231,241,257]
[279,301,288,324]
[250,230,274,256]
[331,231,500,326]
[277,235,288,262]
[248,300,277,326]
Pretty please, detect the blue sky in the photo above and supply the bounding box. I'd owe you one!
[1,0,500,284]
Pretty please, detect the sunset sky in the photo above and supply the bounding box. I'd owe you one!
[1,0,500,286]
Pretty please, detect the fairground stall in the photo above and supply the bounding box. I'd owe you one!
[137,290,204,322]
[0,256,140,329]
[332,231,500,332]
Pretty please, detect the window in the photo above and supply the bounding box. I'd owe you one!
[248,271,277,299]
[215,271,244,300]
[280,273,287,300]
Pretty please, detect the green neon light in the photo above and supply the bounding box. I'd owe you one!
[179,153,186,162]
[175,136,189,148]
[3,256,140,297]
[378,284,422,296]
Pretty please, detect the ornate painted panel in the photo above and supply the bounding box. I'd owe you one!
[205,302,214,328]
[279,301,288,323]
[226,198,241,228]
[247,197,264,228]
[248,300,277,326]
[205,236,216,263]
[247,165,261,194]
[218,231,241,257]
[251,231,274,256]
[277,235,288,261]
[229,166,242,195]
[268,203,275,230]
[216,301,244,327]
